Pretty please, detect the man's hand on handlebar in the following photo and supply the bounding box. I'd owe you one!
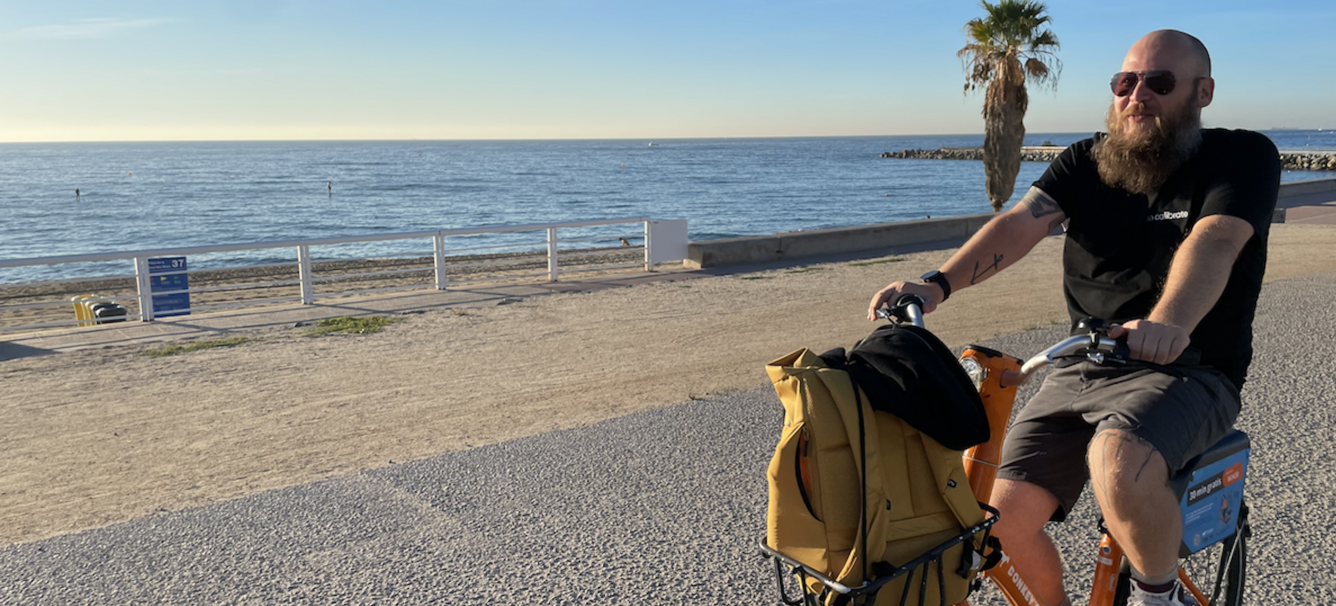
[1108,319,1191,366]
[866,281,943,321]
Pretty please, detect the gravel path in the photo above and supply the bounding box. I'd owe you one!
[1,273,1332,605]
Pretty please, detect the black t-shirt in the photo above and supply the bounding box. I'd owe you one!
[1033,128,1281,388]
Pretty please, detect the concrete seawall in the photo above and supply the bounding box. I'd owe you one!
[685,214,994,269]
[686,177,1336,268]
[1276,176,1336,207]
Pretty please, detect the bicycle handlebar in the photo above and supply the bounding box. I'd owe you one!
[875,302,1201,385]
[1007,331,1202,386]
[1014,334,1118,381]
[875,294,926,328]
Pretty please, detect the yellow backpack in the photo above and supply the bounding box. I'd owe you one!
[763,348,998,606]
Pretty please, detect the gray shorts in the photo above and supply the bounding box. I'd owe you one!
[995,361,1242,522]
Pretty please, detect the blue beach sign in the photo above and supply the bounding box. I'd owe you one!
[148,256,191,317]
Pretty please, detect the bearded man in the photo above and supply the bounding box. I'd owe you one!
[866,30,1280,606]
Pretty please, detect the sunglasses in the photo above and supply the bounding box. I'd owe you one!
[1110,70,1202,97]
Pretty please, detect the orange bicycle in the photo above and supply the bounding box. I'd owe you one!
[761,296,1250,606]
[953,302,1250,606]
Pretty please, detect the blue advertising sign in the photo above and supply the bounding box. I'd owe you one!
[148,256,191,317]
[1179,446,1248,556]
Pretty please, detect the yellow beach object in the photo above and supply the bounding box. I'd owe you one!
[71,294,100,327]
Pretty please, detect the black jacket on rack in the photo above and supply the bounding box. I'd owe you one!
[820,323,989,451]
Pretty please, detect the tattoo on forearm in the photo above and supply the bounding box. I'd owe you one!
[1023,192,1062,219]
[970,253,1003,285]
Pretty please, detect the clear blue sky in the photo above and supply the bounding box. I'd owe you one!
[1,1,1332,142]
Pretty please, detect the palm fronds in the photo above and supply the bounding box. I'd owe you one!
[957,0,1061,210]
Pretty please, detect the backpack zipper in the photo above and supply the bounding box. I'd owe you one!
[796,427,819,521]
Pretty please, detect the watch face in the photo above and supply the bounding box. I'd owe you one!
[920,270,949,301]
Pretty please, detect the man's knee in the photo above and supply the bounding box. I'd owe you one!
[1087,429,1172,510]
[989,478,1061,537]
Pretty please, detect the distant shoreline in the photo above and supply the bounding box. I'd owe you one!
[881,147,1336,171]
[0,128,1330,146]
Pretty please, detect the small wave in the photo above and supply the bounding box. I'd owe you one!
[375,184,435,191]
[189,253,300,267]
[690,232,741,241]
[436,185,488,193]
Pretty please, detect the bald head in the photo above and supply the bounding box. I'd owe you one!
[1126,30,1211,78]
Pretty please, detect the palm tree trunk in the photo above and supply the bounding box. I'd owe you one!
[981,76,1027,212]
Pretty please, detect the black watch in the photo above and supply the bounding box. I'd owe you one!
[920,270,951,303]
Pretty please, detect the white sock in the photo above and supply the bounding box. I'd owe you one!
[1130,567,1178,592]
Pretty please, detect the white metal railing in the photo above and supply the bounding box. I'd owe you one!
[0,218,689,333]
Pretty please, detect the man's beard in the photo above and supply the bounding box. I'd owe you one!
[1092,99,1203,195]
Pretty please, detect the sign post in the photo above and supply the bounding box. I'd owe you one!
[148,256,191,318]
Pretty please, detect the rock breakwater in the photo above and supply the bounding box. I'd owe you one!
[881,147,1336,171]
[1282,153,1336,171]
[880,146,1063,162]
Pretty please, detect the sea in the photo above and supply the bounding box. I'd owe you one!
[2,130,1332,284]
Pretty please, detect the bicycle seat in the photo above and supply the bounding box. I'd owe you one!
[1170,430,1249,496]
[1169,429,1250,557]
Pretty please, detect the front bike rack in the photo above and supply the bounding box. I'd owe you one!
[759,505,1000,606]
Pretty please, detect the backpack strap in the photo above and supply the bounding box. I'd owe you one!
[853,385,869,585]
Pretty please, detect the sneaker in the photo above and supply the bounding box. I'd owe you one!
[1126,578,1198,606]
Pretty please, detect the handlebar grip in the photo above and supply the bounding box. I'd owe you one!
[879,294,927,327]
[895,294,926,309]
[1111,337,1202,367]
[1174,347,1201,367]
[1112,337,1132,361]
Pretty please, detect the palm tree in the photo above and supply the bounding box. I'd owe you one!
[959,0,1061,211]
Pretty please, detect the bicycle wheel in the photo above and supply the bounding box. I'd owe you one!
[1206,502,1248,606]
[1111,501,1249,606]
[1180,501,1250,606]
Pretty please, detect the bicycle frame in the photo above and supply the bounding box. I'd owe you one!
[956,344,1212,606]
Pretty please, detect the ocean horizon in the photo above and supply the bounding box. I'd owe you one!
[5,127,1336,145]
[3,130,1332,283]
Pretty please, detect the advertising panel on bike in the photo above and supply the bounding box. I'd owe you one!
[1178,437,1250,557]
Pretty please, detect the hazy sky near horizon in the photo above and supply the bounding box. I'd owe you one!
[2,1,1333,142]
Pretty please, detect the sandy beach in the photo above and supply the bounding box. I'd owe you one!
[1,223,1334,548]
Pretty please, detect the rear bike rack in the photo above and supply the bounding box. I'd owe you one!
[759,504,1000,606]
